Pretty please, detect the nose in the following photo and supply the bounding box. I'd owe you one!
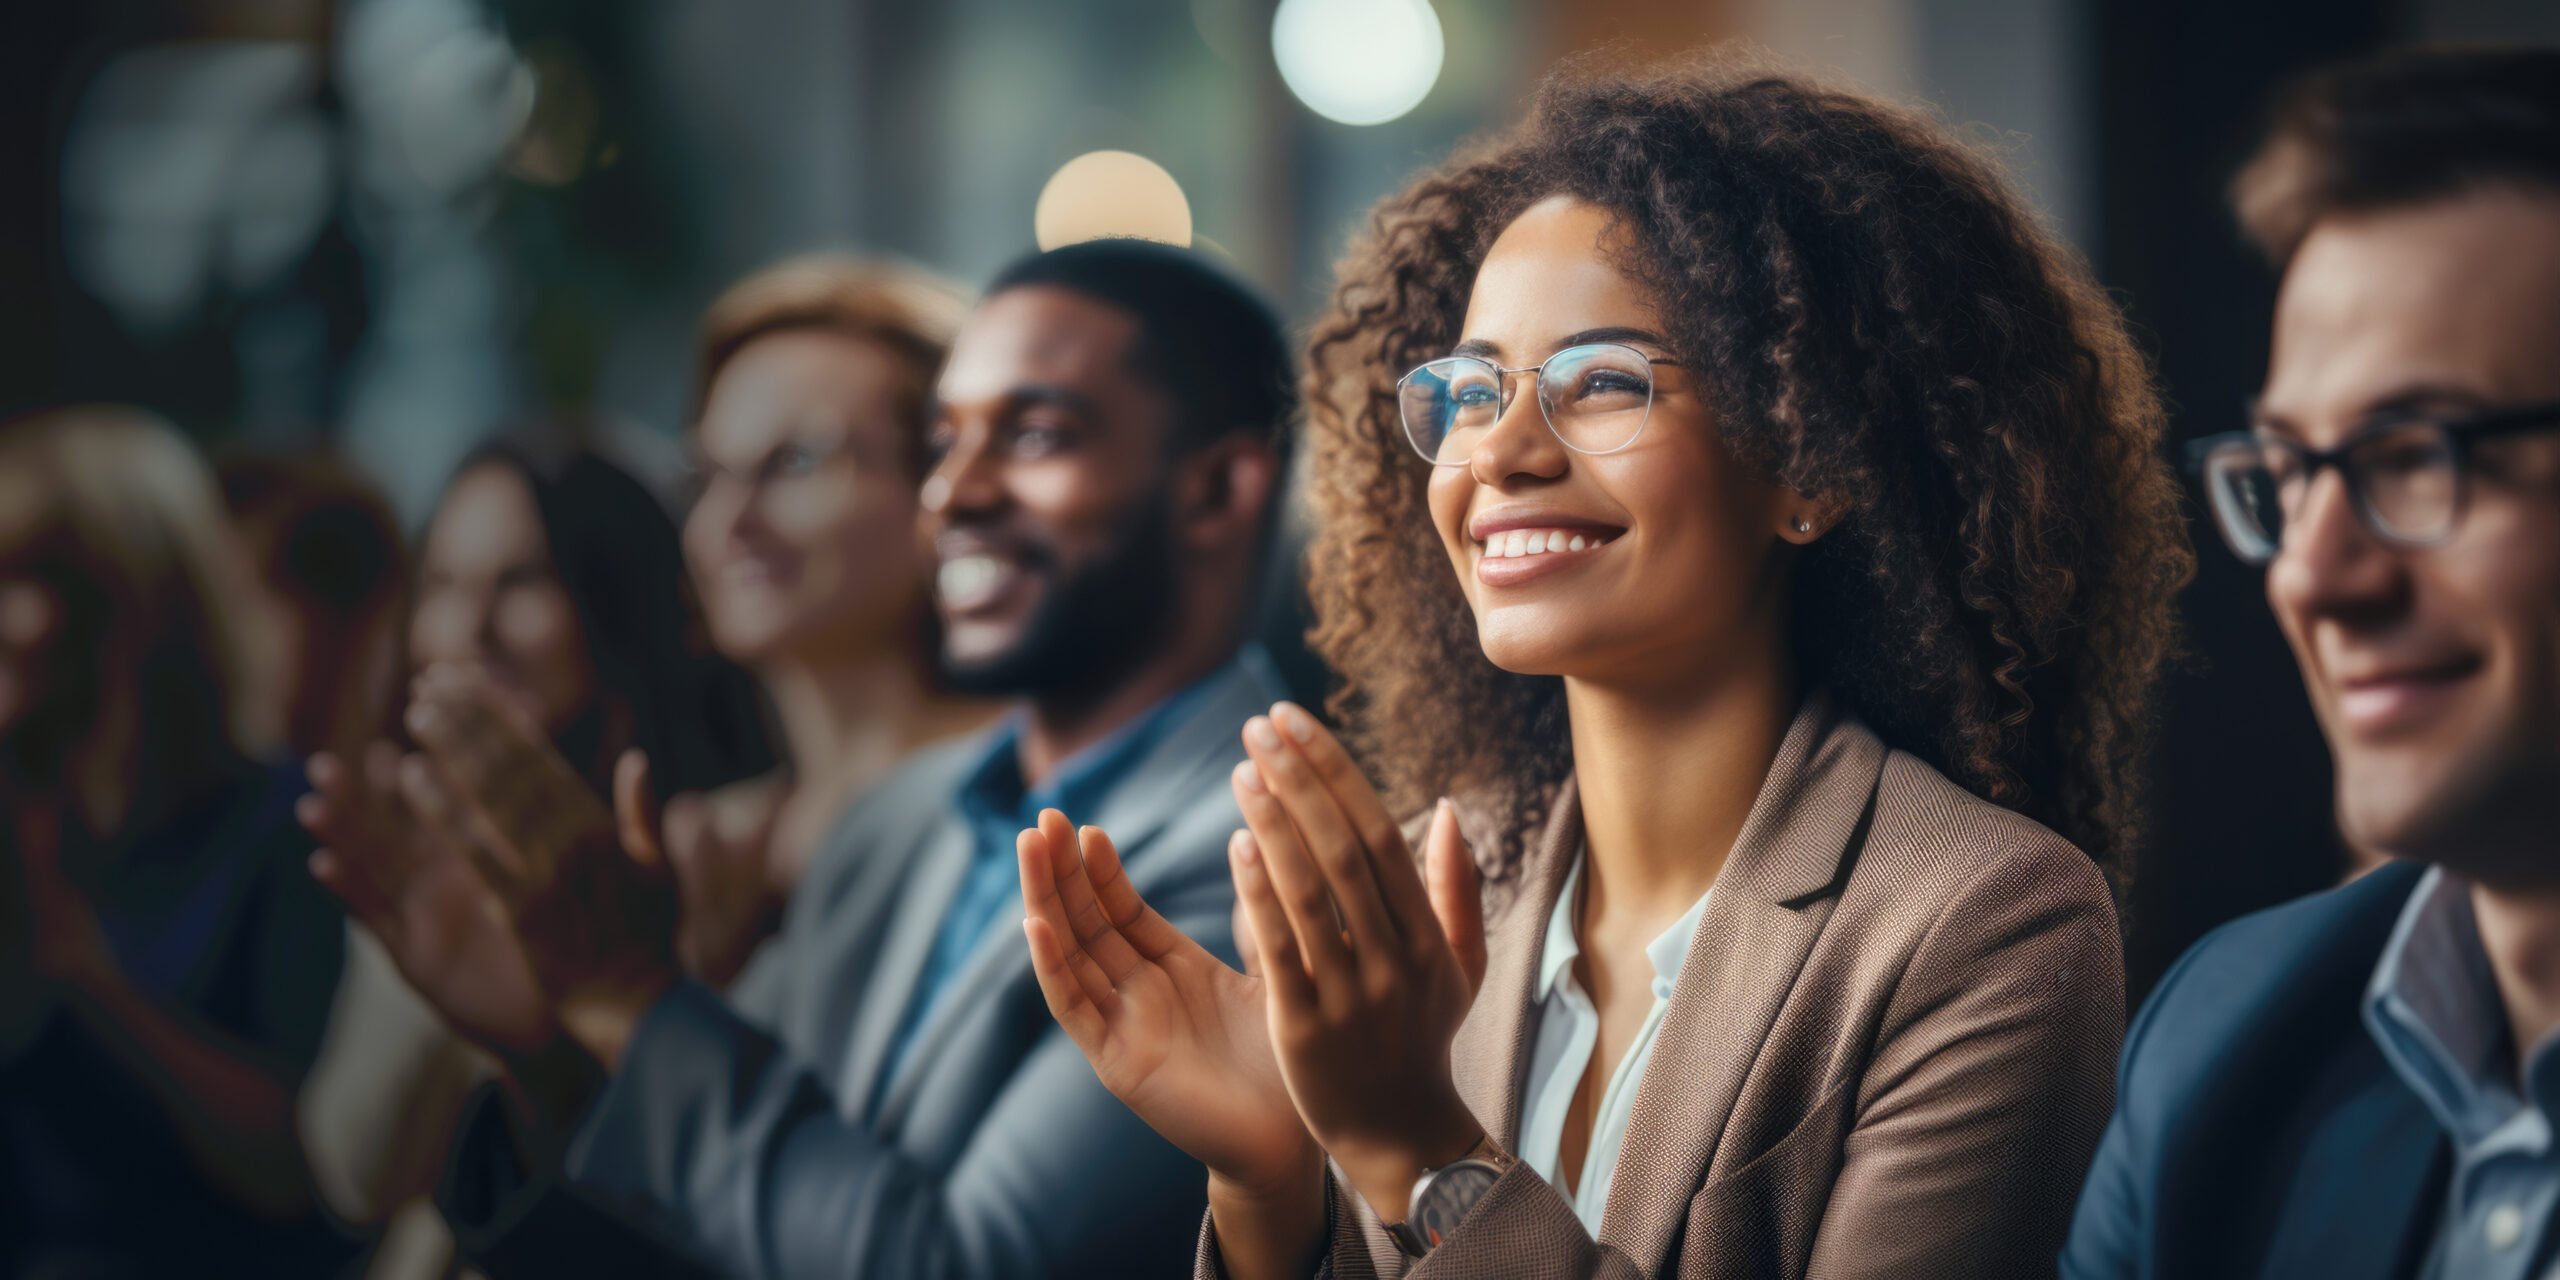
[2266,464,2410,627]
[920,421,1003,522]
[1465,382,1570,488]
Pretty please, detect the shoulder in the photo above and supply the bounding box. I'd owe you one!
[1856,745,2117,935]
[2120,862,2424,1099]
[793,732,997,892]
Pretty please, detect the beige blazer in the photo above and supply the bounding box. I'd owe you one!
[1200,692,2124,1279]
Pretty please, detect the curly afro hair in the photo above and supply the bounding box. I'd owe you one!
[1302,50,2191,892]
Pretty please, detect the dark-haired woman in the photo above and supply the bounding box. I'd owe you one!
[297,440,776,1278]
[1017,53,2190,1280]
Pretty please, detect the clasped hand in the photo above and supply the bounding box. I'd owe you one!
[1019,701,1490,1252]
[303,665,682,1070]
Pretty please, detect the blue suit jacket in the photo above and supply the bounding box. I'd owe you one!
[2063,861,2452,1280]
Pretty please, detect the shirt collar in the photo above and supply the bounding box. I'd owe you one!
[1534,849,1716,1004]
[954,650,1245,831]
[2364,865,2554,1143]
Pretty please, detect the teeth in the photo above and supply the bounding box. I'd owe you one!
[1481,529,1611,558]
[938,555,1005,603]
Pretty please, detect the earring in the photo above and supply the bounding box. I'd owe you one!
[1793,518,1812,534]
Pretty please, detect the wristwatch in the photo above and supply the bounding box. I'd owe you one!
[1382,1135,1516,1257]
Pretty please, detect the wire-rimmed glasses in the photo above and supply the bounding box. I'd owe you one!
[1396,343,1680,467]
[2188,401,2560,564]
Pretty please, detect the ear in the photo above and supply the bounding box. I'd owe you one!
[1172,436,1281,553]
[1776,491,1841,546]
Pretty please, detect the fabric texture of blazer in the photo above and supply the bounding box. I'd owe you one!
[438,651,1289,1280]
[1202,690,2125,1280]
[2062,859,2449,1280]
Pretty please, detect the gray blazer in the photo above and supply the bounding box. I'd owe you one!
[442,651,1287,1280]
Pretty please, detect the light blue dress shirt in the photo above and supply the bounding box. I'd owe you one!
[1515,851,1715,1234]
[2364,865,2560,1280]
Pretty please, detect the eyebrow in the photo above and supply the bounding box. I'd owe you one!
[928,382,1098,424]
[1449,326,1675,363]
[2250,382,2498,437]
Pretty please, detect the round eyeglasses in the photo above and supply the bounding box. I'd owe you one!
[1397,343,1680,466]
[2188,401,2560,564]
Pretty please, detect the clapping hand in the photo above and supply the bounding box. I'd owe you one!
[403,664,681,1068]
[303,741,555,1055]
[1228,702,1489,1228]
[1018,809,1319,1195]
[664,778,788,988]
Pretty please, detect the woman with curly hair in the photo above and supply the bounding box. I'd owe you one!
[1016,51,2190,1280]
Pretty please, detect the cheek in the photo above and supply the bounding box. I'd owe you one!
[408,595,470,663]
[494,586,585,674]
[1425,470,1477,593]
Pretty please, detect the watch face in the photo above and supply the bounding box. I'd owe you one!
[1412,1161,1502,1247]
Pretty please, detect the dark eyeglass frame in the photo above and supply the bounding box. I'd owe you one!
[2186,400,2560,564]
[1396,342,1684,467]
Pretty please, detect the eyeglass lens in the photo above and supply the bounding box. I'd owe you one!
[1399,343,1657,465]
[2204,422,2461,561]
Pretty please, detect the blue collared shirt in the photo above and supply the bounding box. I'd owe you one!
[2364,865,2560,1280]
[873,652,1248,1092]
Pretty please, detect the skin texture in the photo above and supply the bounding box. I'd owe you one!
[1021,197,1830,1272]
[920,284,1275,777]
[677,327,982,985]
[407,463,598,739]
[687,329,925,665]
[2257,188,2560,1060]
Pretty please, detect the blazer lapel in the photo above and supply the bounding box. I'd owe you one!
[1451,781,1585,1145]
[1600,692,1887,1268]
[836,817,976,1116]
[2250,1049,2451,1280]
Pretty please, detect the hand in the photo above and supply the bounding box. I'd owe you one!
[1229,702,1490,1227]
[665,777,787,988]
[16,803,118,992]
[404,665,681,1068]
[1018,809,1318,1195]
[303,741,556,1055]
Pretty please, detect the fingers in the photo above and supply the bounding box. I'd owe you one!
[1035,810,1147,984]
[613,749,664,868]
[404,753,526,903]
[1016,821,1119,1012]
[408,668,603,881]
[1227,828,1316,1010]
[1424,800,1487,996]
[1238,716,1401,962]
[1267,703,1441,944]
[1075,822,1192,961]
[1228,757,1372,998]
[1021,916,1111,1056]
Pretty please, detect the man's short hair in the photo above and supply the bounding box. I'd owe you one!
[2231,46,2560,266]
[987,239,1295,462]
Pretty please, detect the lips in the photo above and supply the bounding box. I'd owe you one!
[1465,508,1627,587]
[2331,655,2482,736]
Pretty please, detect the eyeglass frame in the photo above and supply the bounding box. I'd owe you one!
[1396,342,1685,467]
[2186,399,2560,564]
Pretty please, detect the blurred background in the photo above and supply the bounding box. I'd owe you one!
[6,0,2559,1003]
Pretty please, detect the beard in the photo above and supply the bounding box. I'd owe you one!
[936,492,1181,703]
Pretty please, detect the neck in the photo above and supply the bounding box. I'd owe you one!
[2468,877,2560,1078]
[763,650,941,809]
[1020,626,1238,788]
[1563,647,1798,917]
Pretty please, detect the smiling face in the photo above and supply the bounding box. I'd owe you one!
[686,329,928,666]
[919,285,1184,696]
[408,462,597,737]
[2258,188,2560,878]
[1426,196,1811,690]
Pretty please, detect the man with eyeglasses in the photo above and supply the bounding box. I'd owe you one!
[2065,47,2560,1280]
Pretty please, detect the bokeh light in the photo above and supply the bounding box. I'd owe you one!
[1033,150,1194,250]
[1271,0,1445,126]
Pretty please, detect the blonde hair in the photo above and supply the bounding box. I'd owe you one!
[0,407,282,838]
[693,255,970,478]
